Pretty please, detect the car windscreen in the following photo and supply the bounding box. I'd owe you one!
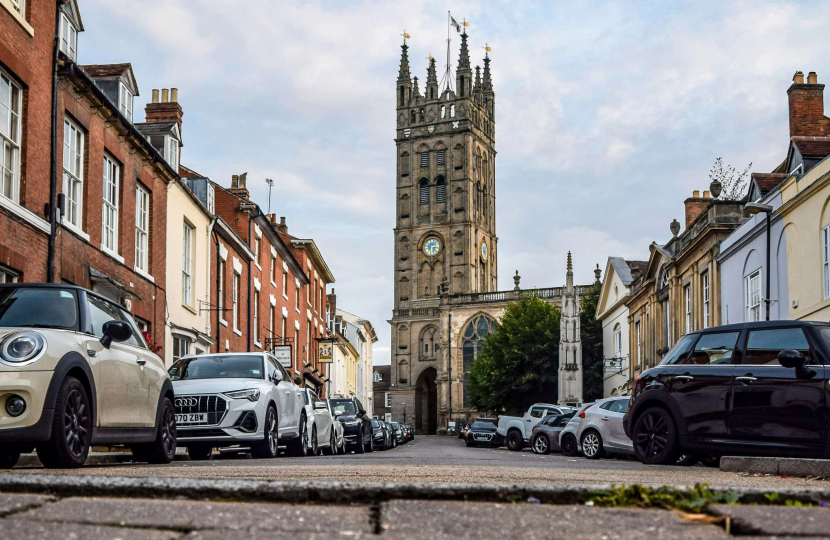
[0,287,79,330]
[370,420,380,427]
[471,421,495,430]
[389,422,400,428]
[330,400,357,416]
[168,355,264,381]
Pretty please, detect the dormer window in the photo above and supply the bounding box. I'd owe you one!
[119,83,133,122]
[59,13,79,61]
[166,135,179,171]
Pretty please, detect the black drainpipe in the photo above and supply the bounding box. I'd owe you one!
[212,226,221,351]
[247,215,253,352]
[47,1,69,283]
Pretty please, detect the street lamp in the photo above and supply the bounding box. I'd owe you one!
[745,202,774,321]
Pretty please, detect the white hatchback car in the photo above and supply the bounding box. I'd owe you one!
[0,284,176,469]
[299,388,342,455]
[169,352,306,459]
[576,397,633,459]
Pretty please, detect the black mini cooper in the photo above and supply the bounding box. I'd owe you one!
[623,321,830,464]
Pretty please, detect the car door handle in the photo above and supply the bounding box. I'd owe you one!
[675,375,694,382]
[135,358,146,366]
[601,416,609,421]
[736,376,757,384]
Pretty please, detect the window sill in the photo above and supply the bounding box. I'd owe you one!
[255,263,262,272]
[0,0,34,36]
[61,219,90,243]
[254,341,262,349]
[0,195,50,234]
[220,319,228,327]
[183,303,197,315]
[233,328,242,337]
[100,244,125,265]
[271,281,277,288]
[134,266,155,284]
[283,294,289,301]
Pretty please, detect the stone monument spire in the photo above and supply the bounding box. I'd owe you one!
[558,252,584,407]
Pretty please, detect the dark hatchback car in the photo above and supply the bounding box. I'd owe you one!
[624,321,830,464]
[530,413,575,454]
[465,418,501,448]
[329,397,372,453]
[370,419,388,451]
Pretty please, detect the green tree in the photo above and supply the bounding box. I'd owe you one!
[580,280,604,401]
[469,295,560,415]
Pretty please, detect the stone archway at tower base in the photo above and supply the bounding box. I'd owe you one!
[415,367,438,434]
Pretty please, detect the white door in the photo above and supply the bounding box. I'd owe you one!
[603,399,631,451]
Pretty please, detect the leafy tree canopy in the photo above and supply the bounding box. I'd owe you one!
[468,295,560,415]
[580,280,604,402]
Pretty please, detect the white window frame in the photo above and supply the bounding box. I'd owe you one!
[62,117,84,231]
[232,272,240,333]
[218,261,226,325]
[101,154,120,254]
[385,392,392,408]
[282,267,288,299]
[167,135,179,171]
[823,224,830,300]
[134,185,150,273]
[684,285,691,334]
[702,272,710,329]
[613,324,622,358]
[636,321,641,365]
[0,69,22,204]
[269,305,274,340]
[253,290,260,346]
[182,222,194,307]
[172,335,190,362]
[270,254,276,285]
[59,13,78,61]
[119,83,133,122]
[0,264,20,283]
[745,269,762,322]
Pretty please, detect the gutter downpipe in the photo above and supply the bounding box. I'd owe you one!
[247,215,253,352]
[212,225,221,350]
[47,1,69,282]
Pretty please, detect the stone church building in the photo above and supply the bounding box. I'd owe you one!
[389,31,591,433]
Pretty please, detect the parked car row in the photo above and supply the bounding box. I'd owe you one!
[0,284,406,469]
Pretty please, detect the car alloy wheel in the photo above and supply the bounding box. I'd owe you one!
[532,434,549,455]
[37,377,91,468]
[633,407,679,465]
[300,418,309,455]
[310,426,319,456]
[581,431,603,459]
[251,406,279,459]
[64,388,89,459]
[161,402,177,458]
[560,434,578,456]
[267,409,278,455]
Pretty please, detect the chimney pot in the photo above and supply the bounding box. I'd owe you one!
[693,190,700,198]
[151,89,159,103]
[788,70,828,137]
[171,88,178,102]
[808,72,818,84]
[231,174,239,187]
[238,172,247,187]
[794,71,805,84]
[161,88,169,103]
[703,190,711,199]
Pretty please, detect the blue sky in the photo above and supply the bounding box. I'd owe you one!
[81,0,830,364]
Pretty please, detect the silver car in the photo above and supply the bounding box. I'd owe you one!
[576,397,633,459]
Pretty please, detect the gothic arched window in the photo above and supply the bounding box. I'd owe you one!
[461,314,495,408]
[410,110,416,124]
[419,178,430,205]
[420,326,438,359]
[435,177,446,203]
[441,106,446,119]
[450,104,455,117]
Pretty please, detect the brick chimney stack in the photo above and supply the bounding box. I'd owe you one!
[787,71,830,137]
[276,216,288,234]
[684,190,711,228]
[145,87,183,134]
[327,289,337,317]
[228,172,250,200]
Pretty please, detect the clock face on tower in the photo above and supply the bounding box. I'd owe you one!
[423,238,441,257]
[481,241,488,261]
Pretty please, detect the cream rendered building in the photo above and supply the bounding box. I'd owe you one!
[328,322,359,399]
[339,310,378,416]
[164,178,215,365]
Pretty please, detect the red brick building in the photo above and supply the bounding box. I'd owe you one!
[0,1,173,347]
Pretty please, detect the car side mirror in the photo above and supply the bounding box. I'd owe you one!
[101,320,132,349]
[313,401,327,410]
[779,349,806,369]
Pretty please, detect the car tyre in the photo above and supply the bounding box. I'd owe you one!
[531,433,550,455]
[187,444,213,461]
[701,455,721,468]
[251,405,279,459]
[632,407,680,465]
[310,425,320,456]
[0,448,20,469]
[580,430,605,459]
[465,439,475,448]
[354,428,365,454]
[322,428,336,456]
[560,433,579,456]
[286,415,308,457]
[132,397,177,465]
[506,430,523,452]
[676,454,699,467]
[37,376,91,469]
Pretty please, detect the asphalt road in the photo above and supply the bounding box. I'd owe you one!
[12,435,830,490]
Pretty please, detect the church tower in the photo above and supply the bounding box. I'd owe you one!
[390,30,497,428]
[558,252,584,407]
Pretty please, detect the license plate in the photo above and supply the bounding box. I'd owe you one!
[175,413,207,424]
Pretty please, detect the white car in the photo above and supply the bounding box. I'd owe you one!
[300,388,341,456]
[0,284,176,469]
[576,397,633,459]
[169,352,307,459]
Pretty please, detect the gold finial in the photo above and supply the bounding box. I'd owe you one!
[401,29,410,43]
[462,18,470,27]
[484,42,492,53]
[427,53,434,62]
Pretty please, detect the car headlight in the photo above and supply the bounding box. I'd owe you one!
[0,331,46,365]
[224,389,260,402]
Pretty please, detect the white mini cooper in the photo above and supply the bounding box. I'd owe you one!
[169,352,306,459]
[0,284,176,468]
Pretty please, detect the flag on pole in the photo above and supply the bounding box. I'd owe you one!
[450,15,461,33]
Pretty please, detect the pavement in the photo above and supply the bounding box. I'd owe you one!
[10,435,830,490]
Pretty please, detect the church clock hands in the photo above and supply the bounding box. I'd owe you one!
[423,238,441,257]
